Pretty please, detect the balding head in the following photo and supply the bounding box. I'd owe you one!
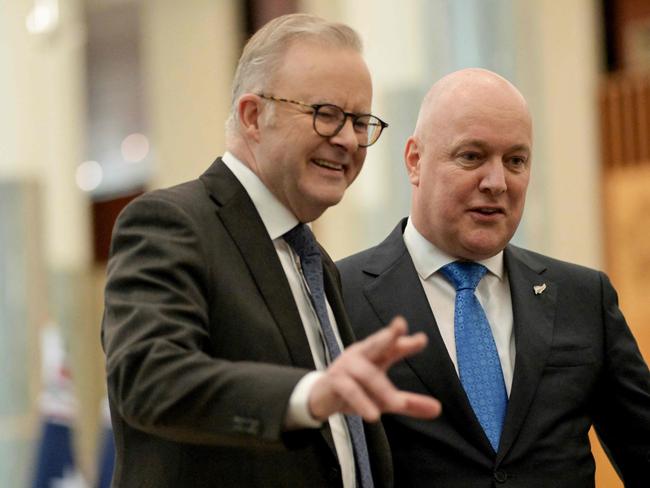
[414,68,531,142]
[405,68,532,260]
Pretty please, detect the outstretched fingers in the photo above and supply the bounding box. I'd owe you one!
[353,316,429,370]
[395,391,442,419]
[309,317,442,421]
[335,353,408,421]
[328,355,441,421]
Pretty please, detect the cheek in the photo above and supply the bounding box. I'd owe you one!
[349,152,366,180]
[423,187,459,229]
[437,180,470,212]
[420,166,469,212]
[508,178,529,208]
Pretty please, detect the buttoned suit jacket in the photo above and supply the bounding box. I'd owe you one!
[101,158,392,488]
[337,219,650,488]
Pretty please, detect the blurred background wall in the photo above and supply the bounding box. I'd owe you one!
[1,0,648,486]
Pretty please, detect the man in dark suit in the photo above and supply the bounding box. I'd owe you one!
[101,13,441,488]
[338,68,650,487]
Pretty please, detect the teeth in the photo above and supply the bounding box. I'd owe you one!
[313,159,343,170]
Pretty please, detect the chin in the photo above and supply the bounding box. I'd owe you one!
[302,180,346,202]
[462,240,506,260]
[296,196,343,222]
[315,191,345,209]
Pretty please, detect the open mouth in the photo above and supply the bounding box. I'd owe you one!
[312,158,344,171]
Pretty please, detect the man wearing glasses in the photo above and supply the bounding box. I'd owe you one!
[102,13,440,488]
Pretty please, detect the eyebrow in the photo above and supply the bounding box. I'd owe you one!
[312,100,372,115]
[507,144,532,154]
[454,139,531,154]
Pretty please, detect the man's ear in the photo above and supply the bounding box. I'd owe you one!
[238,94,263,142]
[404,137,421,186]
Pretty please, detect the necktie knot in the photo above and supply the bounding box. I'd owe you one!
[440,261,487,291]
[283,223,321,263]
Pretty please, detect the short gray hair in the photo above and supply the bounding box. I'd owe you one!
[225,13,363,134]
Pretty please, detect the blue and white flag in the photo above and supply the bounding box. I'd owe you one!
[32,325,88,488]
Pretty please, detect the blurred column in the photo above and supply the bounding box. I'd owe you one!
[513,0,602,268]
[0,179,44,486]
[36,0,99,479]
[140,0,242,189]
[0,1,50,485]
[0,0,94,483]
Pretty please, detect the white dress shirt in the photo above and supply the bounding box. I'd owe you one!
[222,152,356,488]
[403,218,516,394]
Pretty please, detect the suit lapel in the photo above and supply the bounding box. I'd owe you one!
[201,159,344,459]
[361,220,493,453]
[200,159,315,370]
[496,245,556,462]
[323,259,356,347]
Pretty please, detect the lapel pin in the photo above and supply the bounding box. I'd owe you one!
[533,283,547,295]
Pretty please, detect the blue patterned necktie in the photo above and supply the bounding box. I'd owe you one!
[440,261,508,451]
[284,224,374,488]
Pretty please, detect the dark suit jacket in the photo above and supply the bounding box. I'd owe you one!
[337,219,650,488]
[101,158,391,488]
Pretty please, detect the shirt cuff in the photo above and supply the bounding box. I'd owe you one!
[284,370,324,430]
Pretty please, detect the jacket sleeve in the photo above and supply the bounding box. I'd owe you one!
[102,193,309,446]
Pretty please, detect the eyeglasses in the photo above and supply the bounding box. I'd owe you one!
[258,94,388,147]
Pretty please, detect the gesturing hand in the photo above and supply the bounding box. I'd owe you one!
[309,316,442,422]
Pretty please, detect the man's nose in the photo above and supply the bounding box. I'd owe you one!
[329,117,360,153]
[479,158,507,195]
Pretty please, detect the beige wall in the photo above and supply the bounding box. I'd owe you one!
[1,0,92,483]
[141,0,240,190]
[514,0,603,268]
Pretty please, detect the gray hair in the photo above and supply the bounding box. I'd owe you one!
[225,13,363,134]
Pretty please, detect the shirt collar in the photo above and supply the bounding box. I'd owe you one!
[222,151,298,240]
[403,217,505,280]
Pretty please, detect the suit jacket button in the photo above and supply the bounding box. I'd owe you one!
[494,470,508,483]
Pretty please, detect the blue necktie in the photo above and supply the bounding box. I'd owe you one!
[440,261,507,451]
[284,224,374,488]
